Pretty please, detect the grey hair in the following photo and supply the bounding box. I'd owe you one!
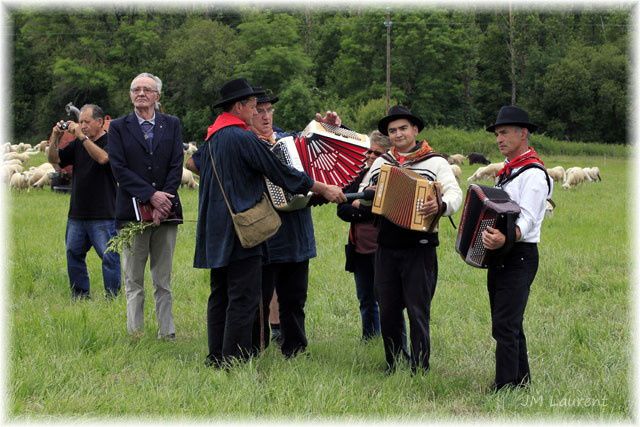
[131,72,162,95]
[369,130,391,150]
[79,104,105,121]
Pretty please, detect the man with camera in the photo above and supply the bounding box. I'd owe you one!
[47,104,120,299]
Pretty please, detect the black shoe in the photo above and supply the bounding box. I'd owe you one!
[71,290,91,300]
[205,355,222,369]
[383,363,397,375]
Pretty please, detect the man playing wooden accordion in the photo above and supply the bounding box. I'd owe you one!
[482,105,552,391]
[359,105,462,373]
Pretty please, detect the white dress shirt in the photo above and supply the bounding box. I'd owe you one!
[500,166,552,243]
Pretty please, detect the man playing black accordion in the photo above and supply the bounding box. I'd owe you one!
[359,105,462,374]
[481,105,552,391]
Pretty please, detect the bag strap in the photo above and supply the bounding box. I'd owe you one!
[207,141,236,215]
[497,163,552,195]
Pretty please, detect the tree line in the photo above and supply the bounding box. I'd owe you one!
[11,6,630,145]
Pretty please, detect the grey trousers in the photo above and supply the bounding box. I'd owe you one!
[122,223,177,337]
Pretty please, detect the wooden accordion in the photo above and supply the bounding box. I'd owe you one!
[265,120,370,211]
[455,184,521,268]
[371,163,443,232]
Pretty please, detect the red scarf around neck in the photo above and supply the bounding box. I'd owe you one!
[204,112,249,141]
[497,147,544,179]
[390,140,434,165]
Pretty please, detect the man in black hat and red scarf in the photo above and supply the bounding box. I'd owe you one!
[482,105,552,391]
[360,105,462,373]
[194,77,346,368]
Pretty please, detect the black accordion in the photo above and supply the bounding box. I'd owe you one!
[264,136,311,211]
[455,184,520,268]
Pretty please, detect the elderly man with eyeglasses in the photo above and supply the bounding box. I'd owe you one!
[247,90,345,358]
[108,72,185,340]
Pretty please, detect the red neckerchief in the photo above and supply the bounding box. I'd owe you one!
[204,112,249,141]
[497,147,544,180]
[390,140,434,165]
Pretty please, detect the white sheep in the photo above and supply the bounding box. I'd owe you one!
[562,167,588,189]
[181,167,198,189]
[546,166,565,183]
[467,162,503,182]
[184,142,198,156]
[35,140,49,152]
[1,164,23,184]
[9,172,29,189]
[449,164,462,182]
[582,167,601,182]
[3,152,30,162]
[27,162,55,187]
[3,158,23,167]
[447,153,465,166]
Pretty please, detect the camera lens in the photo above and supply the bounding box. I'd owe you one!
[58,122,68,130]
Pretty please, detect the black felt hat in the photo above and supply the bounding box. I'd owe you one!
[212,78,265,108]
[486,105,537,132]
[254,86,279,105]
[377,105,425,136]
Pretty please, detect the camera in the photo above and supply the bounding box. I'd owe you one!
[57,121,69,131]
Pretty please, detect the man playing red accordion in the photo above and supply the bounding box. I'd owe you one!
[360,105,462,373]
[482,105,552,391]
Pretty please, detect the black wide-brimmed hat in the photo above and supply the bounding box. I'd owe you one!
[212,78,265,108]
[486,105,537,133]
[377,105,425,136]
[253,86,279,105]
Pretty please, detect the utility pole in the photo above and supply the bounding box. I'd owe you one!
[508,2,517,105]
[385,8,392,113]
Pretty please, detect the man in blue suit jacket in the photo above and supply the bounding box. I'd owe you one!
[108,72,184,340]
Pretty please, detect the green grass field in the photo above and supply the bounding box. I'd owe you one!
[5,152,631,422]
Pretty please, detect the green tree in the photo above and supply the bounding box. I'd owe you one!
[235,12,313,95]
[162,17,242,140]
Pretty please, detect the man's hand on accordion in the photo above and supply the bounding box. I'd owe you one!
[482,227,506,250]
[418,195,441,218]
[312,181,347,204]
[315,111,342,127]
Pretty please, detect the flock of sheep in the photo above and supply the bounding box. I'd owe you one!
[2,140,200,190]
[3,141,600,193]
[446,152,601,189]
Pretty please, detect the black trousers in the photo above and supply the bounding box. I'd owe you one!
[252,260,309,358]
[374,245,437,371]
[487,243,539,389]
[207,255,262,366]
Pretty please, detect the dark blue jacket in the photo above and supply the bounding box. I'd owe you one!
[265,130,316,264]
[194,125,313,269]
[107,112,184,223]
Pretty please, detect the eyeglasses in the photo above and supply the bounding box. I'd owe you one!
[257,107,275,115]
[366,149,385,157]
[130,87,158,94]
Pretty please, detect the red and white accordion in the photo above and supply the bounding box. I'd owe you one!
[371,164,443,232]
[265,120,370,211]
[455,184,521,268]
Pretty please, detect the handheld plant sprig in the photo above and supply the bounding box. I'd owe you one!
[106,221,155,254]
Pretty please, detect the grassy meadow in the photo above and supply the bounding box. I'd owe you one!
[4,145,632,422]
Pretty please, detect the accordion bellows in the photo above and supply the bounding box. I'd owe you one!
[455,184,521,268]
[266,120,370,211]
[371,164,443,232]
